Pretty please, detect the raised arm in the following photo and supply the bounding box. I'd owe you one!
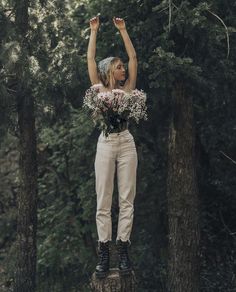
[113,17,137,90]
[87,16,100,85]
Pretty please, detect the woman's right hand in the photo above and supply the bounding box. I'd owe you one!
[89,16,99,31]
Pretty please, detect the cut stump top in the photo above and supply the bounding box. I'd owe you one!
[90,268,136,292]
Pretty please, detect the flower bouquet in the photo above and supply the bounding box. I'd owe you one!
[83,85,147,136]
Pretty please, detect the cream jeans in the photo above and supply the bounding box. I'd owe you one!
[94,129,138,243]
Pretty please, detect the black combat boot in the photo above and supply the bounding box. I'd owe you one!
[117,240,132,275]
[95,241,110,278]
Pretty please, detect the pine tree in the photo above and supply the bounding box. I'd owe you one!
[13,1,38,291]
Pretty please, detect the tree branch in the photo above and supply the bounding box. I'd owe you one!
[207,10,230,58]
[220,150,236,165]
[219,209,236,239]
[168,0,172,32]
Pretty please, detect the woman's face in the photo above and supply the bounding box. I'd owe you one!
[112,60,126,81]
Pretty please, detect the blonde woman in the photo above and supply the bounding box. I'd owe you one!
[87,16,138,278]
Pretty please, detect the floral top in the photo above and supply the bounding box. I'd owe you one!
[83,84,147,136]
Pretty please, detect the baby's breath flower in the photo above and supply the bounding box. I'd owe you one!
[83,87,148,136]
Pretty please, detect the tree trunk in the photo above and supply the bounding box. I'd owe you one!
[167,82,200,292]
[90,269,136,292]
[14,0,38,291]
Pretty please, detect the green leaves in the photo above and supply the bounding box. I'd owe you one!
[148,47,202,89]
[37,105,97,282]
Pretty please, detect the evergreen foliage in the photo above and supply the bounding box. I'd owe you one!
[0,0,235,291]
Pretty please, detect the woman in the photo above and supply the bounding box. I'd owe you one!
[87,15,138,278]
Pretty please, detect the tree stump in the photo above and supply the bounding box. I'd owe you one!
[90,268,136,292]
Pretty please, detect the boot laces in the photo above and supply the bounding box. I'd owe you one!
[119,243,129,261]
[98,243,109,263]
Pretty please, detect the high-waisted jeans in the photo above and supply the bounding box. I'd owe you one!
[94,129,138,243]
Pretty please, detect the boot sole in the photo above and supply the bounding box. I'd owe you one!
[95,270,109,279]
[119,268,132,276]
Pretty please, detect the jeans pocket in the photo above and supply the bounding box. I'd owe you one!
[124,133,134,143]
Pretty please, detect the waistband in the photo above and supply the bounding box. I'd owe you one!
[101,129,130,138]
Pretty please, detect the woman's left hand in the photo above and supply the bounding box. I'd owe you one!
[113,17,126,30]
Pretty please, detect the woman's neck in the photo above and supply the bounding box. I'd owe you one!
[107,81,121,90]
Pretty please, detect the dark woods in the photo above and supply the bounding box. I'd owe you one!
[0,0,235,291]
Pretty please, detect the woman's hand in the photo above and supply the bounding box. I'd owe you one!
[89,16,100,31]
[113,17,126,30]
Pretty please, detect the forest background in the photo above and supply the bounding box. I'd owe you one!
[0,0,236,291]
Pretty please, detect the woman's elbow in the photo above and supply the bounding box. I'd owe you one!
[129,54,137,61]
[87,54,95,60]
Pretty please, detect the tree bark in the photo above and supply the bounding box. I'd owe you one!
[90,269,136,292]
[167,82,200,292]
[13,0,38,291]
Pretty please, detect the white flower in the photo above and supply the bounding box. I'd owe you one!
[83,86,148,134]
[112,89,125,94]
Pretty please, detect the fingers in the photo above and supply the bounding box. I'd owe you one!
[113,16,124,23]
[90,16,98,22]
[89,16,125,26]
[89,16,99,24]
[90,16,123,23]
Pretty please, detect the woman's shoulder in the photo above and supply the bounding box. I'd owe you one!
[90,84,126,94]
[88,84,146,95]
[90,83,114,94]
[91,83,103,90]
[120,84,146,93]
[120,86,146,95]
